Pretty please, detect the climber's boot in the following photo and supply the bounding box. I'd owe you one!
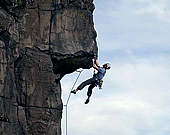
[71,90,77,94]
[84,99,89,104]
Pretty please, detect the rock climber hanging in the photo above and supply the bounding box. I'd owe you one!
[71,55,111,104]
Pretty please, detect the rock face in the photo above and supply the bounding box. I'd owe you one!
[0,0,97,134]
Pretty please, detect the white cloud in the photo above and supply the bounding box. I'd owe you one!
[134,0,170,22]
[94,0,170,52]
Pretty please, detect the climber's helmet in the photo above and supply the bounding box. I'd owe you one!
[103,63,111,70]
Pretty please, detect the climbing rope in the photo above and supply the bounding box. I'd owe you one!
[64,69,83,135]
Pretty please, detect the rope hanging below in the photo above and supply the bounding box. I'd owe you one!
[64,69,83,135]
[64,69,83,106]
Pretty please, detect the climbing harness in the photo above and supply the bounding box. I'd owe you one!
[94,78,103,89]
[64,69,83,135]
[98,79,103,89]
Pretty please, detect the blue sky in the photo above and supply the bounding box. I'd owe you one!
[61,0,170,135]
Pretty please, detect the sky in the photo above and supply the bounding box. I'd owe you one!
[61,0,170,135]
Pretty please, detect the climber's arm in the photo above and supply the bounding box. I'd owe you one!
[95,59,101,68]
[92,59,98,70]
[93,55,101,68]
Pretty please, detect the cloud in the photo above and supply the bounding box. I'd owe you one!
[134,0,170,23]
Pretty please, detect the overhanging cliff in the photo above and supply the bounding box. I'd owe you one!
[0,0,97,134]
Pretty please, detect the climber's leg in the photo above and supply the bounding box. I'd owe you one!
[71,78,95,94]
[85,82,96,104]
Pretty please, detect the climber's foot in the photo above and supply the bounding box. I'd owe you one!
[71,90,77,94]
[84,99,89,104]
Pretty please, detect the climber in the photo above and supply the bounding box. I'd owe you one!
[71,56,111,104]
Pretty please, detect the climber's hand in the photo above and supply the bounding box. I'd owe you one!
[94,55,97,60]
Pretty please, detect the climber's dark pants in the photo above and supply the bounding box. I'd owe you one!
[77,77,96,96]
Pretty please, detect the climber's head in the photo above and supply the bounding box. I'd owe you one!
[103,63,111,70]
